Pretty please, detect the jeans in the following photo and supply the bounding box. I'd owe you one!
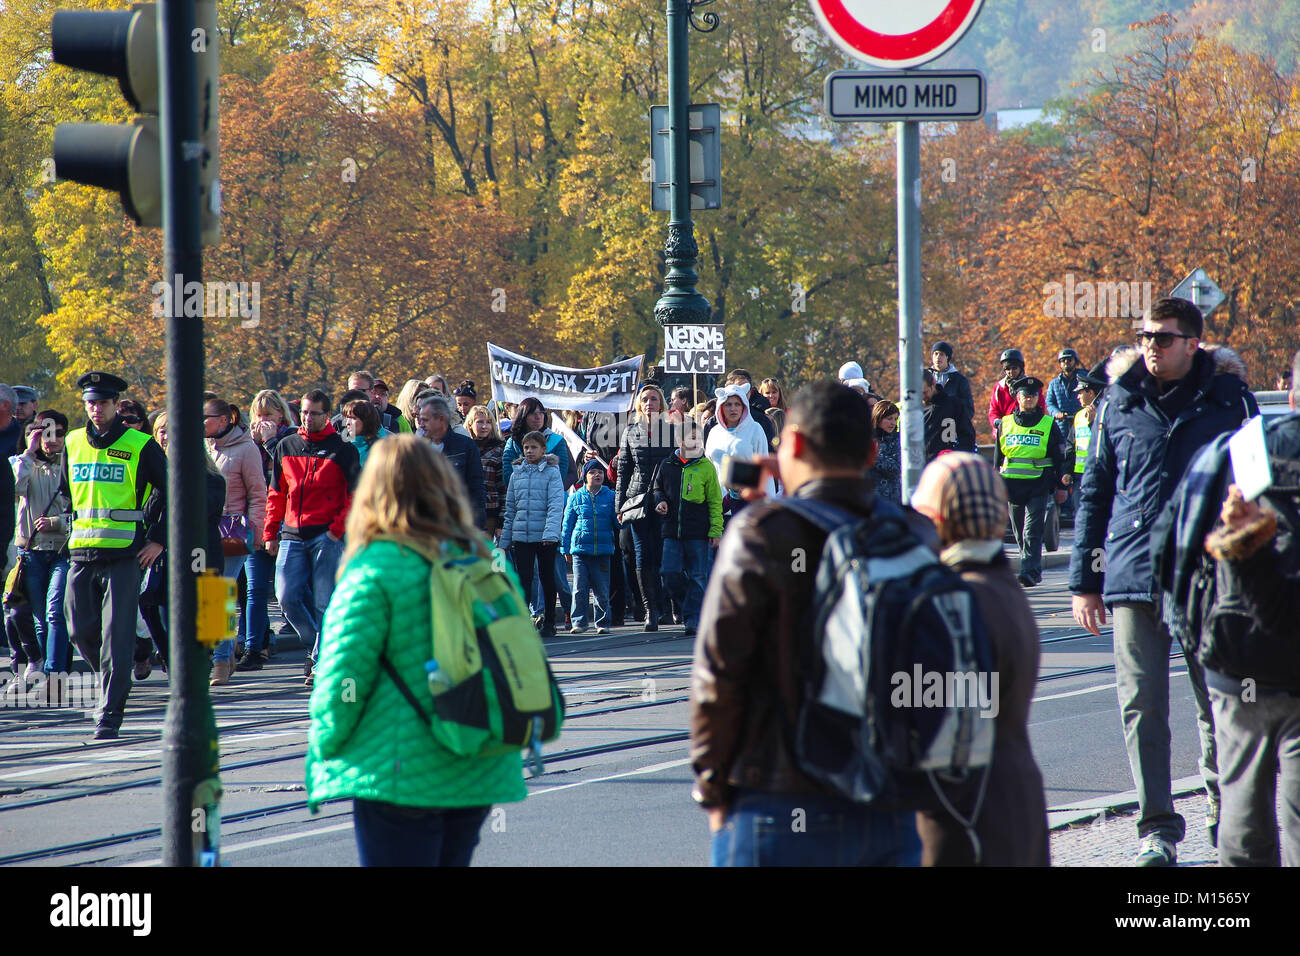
[1209,687,1300,866]
[1008,492,1048,581]
[66,556,143,731]
[21,550,68,674]
[660,537,712,629]
[513,541,558,635]
[275,534,344,662]
[1112,600,1219,843]
[352,799,490,867]
[214,547,273,663]
[710,789,921,867]
[570,555,610,629]
[529,551,572,617]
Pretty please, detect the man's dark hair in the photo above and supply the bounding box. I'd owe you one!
[1148,297,1203,339]
[338,388,369,408]
[786,381,873,470]
[725,368,753,385]
[921,368,936,386]
[35,409,69,430]
[302,388,332,413]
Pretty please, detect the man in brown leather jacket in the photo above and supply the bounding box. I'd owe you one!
[691,380,934,866]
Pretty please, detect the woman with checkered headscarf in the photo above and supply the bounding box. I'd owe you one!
[910,453,1050,867]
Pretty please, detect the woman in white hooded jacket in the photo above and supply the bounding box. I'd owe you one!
[704,382,778,514]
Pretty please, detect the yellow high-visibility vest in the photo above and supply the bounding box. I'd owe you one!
[1073,408,1092,475]
[65,425,152,549]
[999,414,1053,481]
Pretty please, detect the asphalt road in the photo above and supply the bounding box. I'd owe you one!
[0,559,1213,867]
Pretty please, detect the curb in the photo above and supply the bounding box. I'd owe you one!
[1047,775,1207,830]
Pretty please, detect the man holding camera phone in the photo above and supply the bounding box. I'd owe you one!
[690,381,938,865]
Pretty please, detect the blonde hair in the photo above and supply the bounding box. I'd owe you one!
[395,379,426,425]
[250,389,298,427]
[152,411,168,449]
[462,404,501,441]
[635,385,666,424]
[341,435,488,572]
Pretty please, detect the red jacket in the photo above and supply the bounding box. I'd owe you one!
[988,379,1046,430]
[265,423,360,541]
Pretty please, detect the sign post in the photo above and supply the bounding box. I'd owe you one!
[811,0,986,499]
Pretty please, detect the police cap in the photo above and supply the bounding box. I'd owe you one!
[77,371,129,401]
[1012,376,1044,396]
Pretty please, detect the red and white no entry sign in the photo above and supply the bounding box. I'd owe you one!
[809,0,986,69]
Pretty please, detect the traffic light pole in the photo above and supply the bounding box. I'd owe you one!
[158,0,220,867]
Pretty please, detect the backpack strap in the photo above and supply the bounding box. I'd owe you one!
[777,496,859,533]
[380,655,431,725]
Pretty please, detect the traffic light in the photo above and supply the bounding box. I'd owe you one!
[50,1,220,244]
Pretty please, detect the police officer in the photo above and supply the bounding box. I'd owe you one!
[1070,370,1103,480]
[996,376,1068,588]
[64,372,167,739]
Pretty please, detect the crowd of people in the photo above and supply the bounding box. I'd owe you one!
[3,295,1298,868]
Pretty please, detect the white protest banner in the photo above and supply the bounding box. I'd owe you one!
[489,344,643,413]
[549,414,608,475]
[663,324,725,375]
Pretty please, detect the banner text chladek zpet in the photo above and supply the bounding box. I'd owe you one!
[488,344,644,413]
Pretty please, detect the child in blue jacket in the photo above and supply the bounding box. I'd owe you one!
[561,459,617,634]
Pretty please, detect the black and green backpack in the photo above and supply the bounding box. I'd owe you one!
[379,537,565,772]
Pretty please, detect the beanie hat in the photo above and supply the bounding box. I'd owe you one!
[932,342,953,360]
[911,452,1008,544]
[581,458,605,479]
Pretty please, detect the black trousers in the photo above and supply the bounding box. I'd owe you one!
[512,541,558,635]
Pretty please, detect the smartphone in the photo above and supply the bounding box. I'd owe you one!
[720,455,762,491]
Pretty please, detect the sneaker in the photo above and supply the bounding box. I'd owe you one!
[209,661,233,686]
[93,725,118,740]
[133,659,152,681]
[235,649,263,672]
[303,661,315,688]
[595,627,610,635]
[1135,835,1177,867]
[568,625,588,635]
[1017,574,1037,588]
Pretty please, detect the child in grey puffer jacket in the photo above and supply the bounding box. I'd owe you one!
[499,432,565,637]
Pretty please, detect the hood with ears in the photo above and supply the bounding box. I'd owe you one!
[1106,343,1249,386]
[714,381,753,427]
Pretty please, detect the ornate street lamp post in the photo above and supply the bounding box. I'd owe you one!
[653,0,717,327]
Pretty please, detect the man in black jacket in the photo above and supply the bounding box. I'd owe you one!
[417,393,486,529]
[928,341,974,427]
[922,369,977,460]
[1070,297,1257,866]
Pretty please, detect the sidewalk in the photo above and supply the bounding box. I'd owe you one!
[1050,787,1219,867]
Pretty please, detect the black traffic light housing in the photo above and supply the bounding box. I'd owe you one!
[51,2,220,244]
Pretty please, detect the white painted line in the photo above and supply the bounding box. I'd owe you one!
[126,819,354,867]
[1032,667,1187,704]
[0,748,162,780]
[530,756,691,796]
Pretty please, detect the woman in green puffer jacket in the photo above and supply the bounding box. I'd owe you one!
[305,434,526,866]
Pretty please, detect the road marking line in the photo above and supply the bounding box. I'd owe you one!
[530,756,691,796]
[0,748,162,780]
[1032,668,1187,703]
[126,819,355,866]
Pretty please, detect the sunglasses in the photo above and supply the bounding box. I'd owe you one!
[121,415,143,425]
[1137,330,1195,348]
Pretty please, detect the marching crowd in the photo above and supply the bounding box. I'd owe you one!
[3,294,1299,867]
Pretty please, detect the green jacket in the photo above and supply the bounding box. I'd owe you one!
[305,539,527,811]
